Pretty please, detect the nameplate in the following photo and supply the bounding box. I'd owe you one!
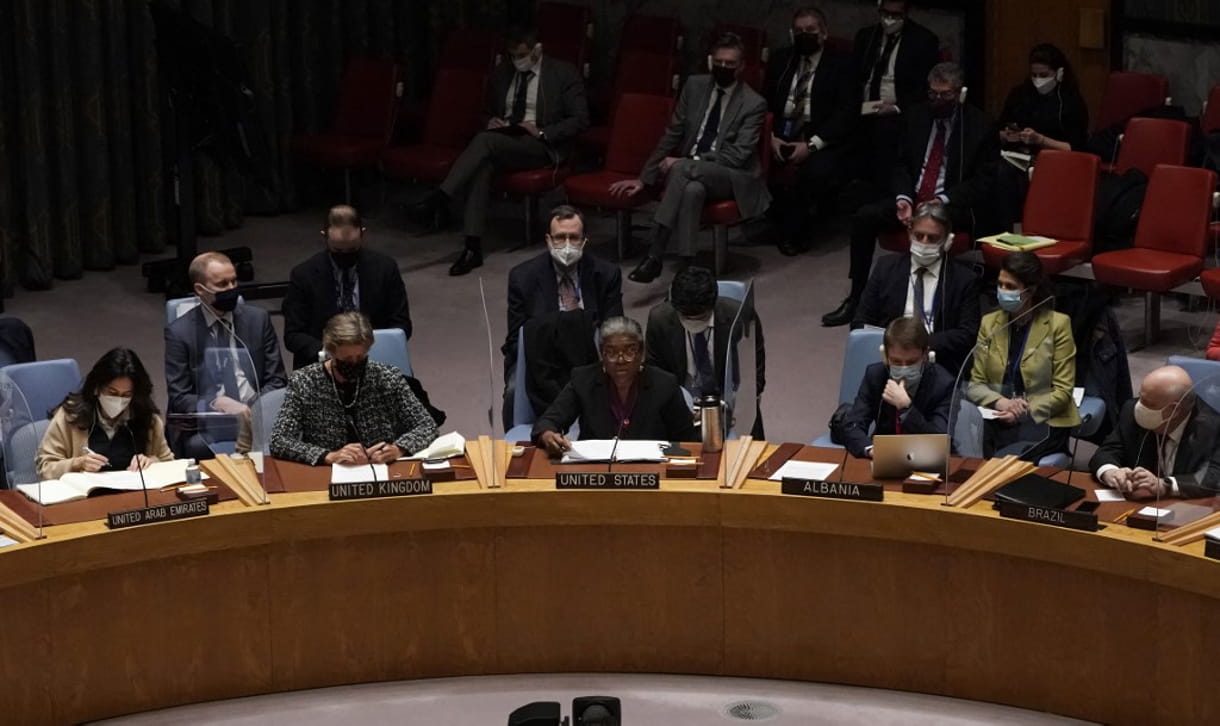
[781,478,884,502]
[555,472,660,490]
[1205,539,1220,562]
[997,501,1099,532]
[106,498,210,529]
[329,478,433,501]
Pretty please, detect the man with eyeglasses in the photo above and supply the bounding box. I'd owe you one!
[824,62,997,327]
[502,205,623,425]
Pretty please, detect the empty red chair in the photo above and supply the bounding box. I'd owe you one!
[291,57,402,201]
[565,93,676,258]
[578,50,677,157]
[1106,117,1191,176]
[545,38,591,79]
[981,150,1099,275]
[710,23,766,64]
[1095,71,1168,132]
[537,2,593,44]
[1202,268,1220,301]
[1091,165,1217,346]
[878,229,973,256]
[739,61,765,94]
[622,14,682,53]
[494,165,574,248]
[701,113,774,275]
[399,29,499,141]
[381,68,487,184]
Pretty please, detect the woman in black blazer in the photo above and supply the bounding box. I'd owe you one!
[533,316,698,455]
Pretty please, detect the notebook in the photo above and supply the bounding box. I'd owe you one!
[993,473,1085,510]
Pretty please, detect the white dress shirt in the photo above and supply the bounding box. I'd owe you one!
[691,81,736,156]
[200,303,255,403]
[864,33,903,106]
[903,257,942,332]
[504,58,542,124]
[1095,415,1190,495]
[683,313,717,396]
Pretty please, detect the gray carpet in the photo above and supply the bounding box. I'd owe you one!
[6,184,1217,457]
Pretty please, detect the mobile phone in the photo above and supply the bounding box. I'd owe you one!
[1076,500,1100,514]
[1005,122,1020,132]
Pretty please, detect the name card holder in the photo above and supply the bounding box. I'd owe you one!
[1204,539,1220,561]
[555,472,660,490]
[781,477,884,502]
[329,478,433,501]
[997,501,1099,532]
[106,498,210,529]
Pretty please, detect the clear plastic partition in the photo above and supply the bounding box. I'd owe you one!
[192,345,268,504]
[478,278,499,488]
[721,280,759,442]
[0,370,42,538]
[1154,370,1220,539]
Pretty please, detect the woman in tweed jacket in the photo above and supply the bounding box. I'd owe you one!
[271,312,437,465]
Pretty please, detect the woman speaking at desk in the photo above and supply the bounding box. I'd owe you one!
[270,312,437,465]
[533,316,697,456]
[36,348,175,479]
[967,251,1080,461]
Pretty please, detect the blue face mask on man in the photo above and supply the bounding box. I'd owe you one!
[997,288,1024,313]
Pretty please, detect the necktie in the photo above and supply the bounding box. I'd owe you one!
[696,89,725,155]
[789,58,814,121]
[895,410,904,435]
[692,330,715,395]
[868,32,900,101]
[338,269,356,312]
[917,120,947,203]
[558,273,579,311]
[508,70,533,124]
[913,267,929,326]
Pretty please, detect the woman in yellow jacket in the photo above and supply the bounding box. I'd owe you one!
[967,251,1080,461]
[36,348,175,480]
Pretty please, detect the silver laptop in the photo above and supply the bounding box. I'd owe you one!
[871,434,949,479]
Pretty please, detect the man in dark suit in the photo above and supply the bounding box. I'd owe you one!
[1090,366,1220,499]
[409,25,589,276]
[851,200,980,376]
[764,6,860,256]
[852,0,940,189]
[164,252,287,459]
[841,316,955,459]
[824,62,997,327]
[609,33,770,284]
[282,205,411,370]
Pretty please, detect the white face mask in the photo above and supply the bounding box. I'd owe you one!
[513,46,540,73]
[98,394,131,419]
[1133,400,1170,431]
[549,243,582,268]
[1032,76,1057,95]
[882,17,904,34]
[679,315,712,335]
[909,240,942,268]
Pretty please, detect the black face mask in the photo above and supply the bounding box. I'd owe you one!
[333,357,368,380]
[930,100,956,118]
[207,287,240,313]
[793,33,821,56]
[711,66,737,88]
[329,249,361,270]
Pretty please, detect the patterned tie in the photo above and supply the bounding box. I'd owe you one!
[788,58,814,122]
[917,120,947,202]
[558,273,579,311]
[508,70,533,124]
[913,267,928,325]
[696,89,725,155]
[338,269,356,312]
[868,32,900,101]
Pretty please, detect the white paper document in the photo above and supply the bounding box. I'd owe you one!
[978,406,1003,420]
[17,459,200,506]
[1205,526,1220,542]
[1094,489,1125,503]
[561,440,668,463]
[0,535,19,549]
[860,100,883,115]
[1137,506,1172,521]
[405,431,466,460]
[331,463,389,484]
[768,460,840,482]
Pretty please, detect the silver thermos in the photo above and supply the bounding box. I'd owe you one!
[699,394,724,453]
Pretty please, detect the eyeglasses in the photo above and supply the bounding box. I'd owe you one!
[927,89,959,101]
[603,347,641,362]
[910,230,944,244]
[547,233,587,246]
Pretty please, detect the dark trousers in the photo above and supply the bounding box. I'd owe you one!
[994,160,1030,233]
[851,113,903,189]
[440,131,554,238]
[772,146,843,242]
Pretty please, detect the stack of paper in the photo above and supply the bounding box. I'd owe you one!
[980,233,1057,252]
[560,440,668,463]
[767,460,840,482]
[331,463,389,483]
[17,459,200,506]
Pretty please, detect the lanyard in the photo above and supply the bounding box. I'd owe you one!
[908,268,939,331]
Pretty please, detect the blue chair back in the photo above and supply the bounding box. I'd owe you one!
[1166,355,1220,411]
[511,327,532,427]
[370,329,413,377]
[251,387,287,453]
[5,419,50,487]
[717,280,746,302]
[838,329,884,405]
[1,359,82,421]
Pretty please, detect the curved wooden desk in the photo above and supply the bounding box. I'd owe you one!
[1,449,1217,725]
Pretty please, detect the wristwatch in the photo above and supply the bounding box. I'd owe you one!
[538,129,547,141]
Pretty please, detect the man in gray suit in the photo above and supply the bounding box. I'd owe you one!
[609,33,770,284]
[409,25,589,276]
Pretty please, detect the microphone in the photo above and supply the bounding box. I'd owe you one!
[126,424,150,509]
[607,417,629,473]
[350,413,380,484]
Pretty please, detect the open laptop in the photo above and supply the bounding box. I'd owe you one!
[871,434,949,479]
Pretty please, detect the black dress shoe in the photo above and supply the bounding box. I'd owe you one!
[821,297,857,327]
[778,237,806,257]
[448,248,483,276]
[628,255,663,283]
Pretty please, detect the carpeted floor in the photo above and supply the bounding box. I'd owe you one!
[5,181,1217,460]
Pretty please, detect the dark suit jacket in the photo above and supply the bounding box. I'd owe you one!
[487,56,589,156]
[164,303,287,414]
[532,364,698,443]
[503,250,622,374]
[282,249,411,370]
[645,297,767,396]
[1089,399,1220,498]
[763,46,859,147]
[852,20,940,110]
[842,361,955,458]
[522,309,600,421]
[892,102,998,213]
[851,253,980,376]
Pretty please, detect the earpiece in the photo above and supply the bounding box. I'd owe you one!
[928,350,937,364]
[788,28,793,42]
[1055,67,1064,82]
[706,54,712,72]
[958,86,968,105]
[944,232,955,252]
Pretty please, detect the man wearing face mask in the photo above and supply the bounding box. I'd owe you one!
[164,251,287,460]
[850,201,979,375]
[841,317,954,459]
[644,266,766,436]
[408,25,589,276]
[1090,366,1220,500]
[763,6,860,256]
[282,205,412,370]
[825,62,997,328]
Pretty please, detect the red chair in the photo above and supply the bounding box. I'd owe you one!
[578,50,678,158]
[1202,83,1220,134]
[1201,268,1220,301]
[710,23,766,64]
[1105,117,1191,176]
[1095,71,1168,132]
[399,28,499,141]
[381,68,488,184]
[701,113,774,275]
[622,14,683,53]
[825,36,853,56]
[878,229,973,256]
[538,2,593,44]
[981,150,1099,275]
[545,38,591,80]
[291,57,403,202]
[739,62,765,94]
[494,165,574,247]
[1091,165,1218,346]
[565,93,676,258]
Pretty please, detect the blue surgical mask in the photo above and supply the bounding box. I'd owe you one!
[997,288,1024,313]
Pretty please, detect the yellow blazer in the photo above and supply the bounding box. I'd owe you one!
[36,408,175,480]
[967,309,1081,428]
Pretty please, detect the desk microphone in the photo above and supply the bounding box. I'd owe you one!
[353,418,380,484]
[607,418,629,473]
[126,424,150,509]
